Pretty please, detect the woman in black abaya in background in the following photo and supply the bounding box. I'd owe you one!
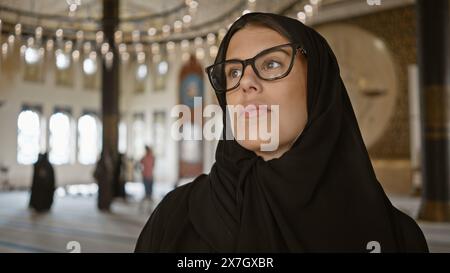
[29,153,55,213]
[135,12,428,252]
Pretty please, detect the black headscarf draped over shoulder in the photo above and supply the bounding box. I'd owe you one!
[135,12,428,253]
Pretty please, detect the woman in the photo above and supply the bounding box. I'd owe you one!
[29,153,55,213]
[135,12,428,252]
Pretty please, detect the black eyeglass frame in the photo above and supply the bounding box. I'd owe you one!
[205,43,307,93]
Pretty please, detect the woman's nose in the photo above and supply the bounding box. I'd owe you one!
[239,65,262,93]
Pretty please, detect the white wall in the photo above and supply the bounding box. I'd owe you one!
[0,43,218,189]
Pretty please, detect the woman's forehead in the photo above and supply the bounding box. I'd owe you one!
[226,25,290,60]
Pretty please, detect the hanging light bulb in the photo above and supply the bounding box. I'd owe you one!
[118,43,127,54]
[189,0,198,15]
[27,37,35,47]
[38,47,45,58]
[35,26,43,42]
[194,37,203,48]
[206,33,216,45]
[132,30,140,43]
[105,51,113,70]
[134,49,145,63]
[297,11,306,23]
[20,45,26,57]
[25,39,41,65]
[89,51,97,60]
[65,40,73,52]
[180,39,190,51]
[183,15,192,26]
[162,25,171,37]
[46,39,54,51]
[137,52,146,63]
[136,63,148,80]
[67,0,81,17]
[183,14,192,23]
[15,23,22,36]
[72,49,80,62]
[56,28,64,42]
[157,60,168,75]
[151,43,160,55]
[55,49,71,70]
[136,53,148,79]
[69,3,78,12]
[66,1,81,6]
[189,0,198,9]
[218,28,227,41]
[173,20,183,33]
[7,35,15,48]
[96,31,104,45]
[114,30,122,44]
[83,51,97,75]
[83,41,91,54]
[166,41,175,52]
[209,45,218,58]
[101,42,110,55]
[304,4,313,17]
[120,51,129,63]
[195,47,205,60]
[134,43,143,53]
[76,30,84,44]
[2,42,8,57]
[147,27,157,37]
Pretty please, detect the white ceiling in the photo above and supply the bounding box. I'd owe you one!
[0,0,305,41]
[0,0,413,41]
[0,0,295,21]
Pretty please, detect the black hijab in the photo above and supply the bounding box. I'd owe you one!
[187,12,423,252]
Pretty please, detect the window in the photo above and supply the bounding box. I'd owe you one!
[153,111,167,157]
[119,121,127,154]
[78,114,101,165]
[132,114,145,161]
[48,112,72,165]
[154,59,169,90]
[17,109,42,165]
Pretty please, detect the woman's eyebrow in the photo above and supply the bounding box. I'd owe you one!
[225,45,291,61]
[254,44,292,56]
[274,47,291,56]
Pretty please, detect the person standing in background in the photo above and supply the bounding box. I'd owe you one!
[113,153,127,200]
[93,149,114,212]
[29,153,55,213]
[140,146,155,203]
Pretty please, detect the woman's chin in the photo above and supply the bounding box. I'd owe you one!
[236,139,279,154]
[237,139,264,152]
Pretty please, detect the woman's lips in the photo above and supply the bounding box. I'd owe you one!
[240,104,271,119]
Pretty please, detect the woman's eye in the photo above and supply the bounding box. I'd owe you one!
[263,60,281,70]
[229,69,242,78]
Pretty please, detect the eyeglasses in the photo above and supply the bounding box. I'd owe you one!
[205,43,307,93]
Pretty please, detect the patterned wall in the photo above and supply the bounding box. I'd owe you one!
[315,5,416,160]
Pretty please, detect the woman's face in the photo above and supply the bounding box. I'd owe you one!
[225,25,308,160]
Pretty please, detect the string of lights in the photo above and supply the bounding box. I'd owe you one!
[0,0,321,78]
